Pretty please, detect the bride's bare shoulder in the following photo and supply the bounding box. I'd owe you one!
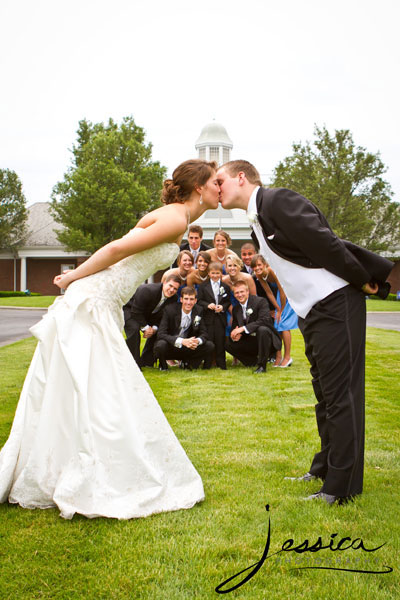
[137,204,187,229]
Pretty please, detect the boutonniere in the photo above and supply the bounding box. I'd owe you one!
[247,211,259,226]
[246,308,253,316]
[194,316,201,326]
[219,286,226,296]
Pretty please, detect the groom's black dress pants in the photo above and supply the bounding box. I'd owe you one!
[298,285,366,497]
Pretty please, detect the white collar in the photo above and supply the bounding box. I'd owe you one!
[247,186,260,219]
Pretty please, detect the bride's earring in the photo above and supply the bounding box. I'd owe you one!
[199,194,203,205]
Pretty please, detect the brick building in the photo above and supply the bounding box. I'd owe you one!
[0,203,88,295]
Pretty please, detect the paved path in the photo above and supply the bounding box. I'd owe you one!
[366,312,400,332]
[0,308,47,347]
[0,307,398,349]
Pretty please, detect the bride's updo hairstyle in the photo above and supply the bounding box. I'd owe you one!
[161,159,217,205]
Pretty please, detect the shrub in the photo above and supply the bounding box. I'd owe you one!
[0,291,41,297]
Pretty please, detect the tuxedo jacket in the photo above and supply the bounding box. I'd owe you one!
[231,295,281,352]
[157,303,208,347]
[123,283,178,329]
[241,265,253,275]
[197,280,231,325]
[252,187,394,289]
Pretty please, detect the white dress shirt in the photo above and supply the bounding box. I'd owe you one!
[247,187,348,319]
[175,310,203,348]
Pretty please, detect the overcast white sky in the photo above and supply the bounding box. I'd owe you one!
[1,0,399,207]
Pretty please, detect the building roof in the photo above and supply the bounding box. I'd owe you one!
[195,120,233,148]
[23,202,64,247]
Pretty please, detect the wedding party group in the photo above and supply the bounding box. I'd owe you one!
[0,158,395,520]
[123,225,297,374]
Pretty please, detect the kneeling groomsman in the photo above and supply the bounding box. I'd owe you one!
[155,287,214,370]
[197,262,231,370]
[123,274,181,367]
[225,280,281,373]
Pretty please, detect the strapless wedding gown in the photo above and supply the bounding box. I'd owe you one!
[0,229,204,519]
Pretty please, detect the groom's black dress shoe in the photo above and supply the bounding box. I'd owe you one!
[253,366,266,374]
[159,365,168,371]
[303,491,354,506]
[284,472,317,482]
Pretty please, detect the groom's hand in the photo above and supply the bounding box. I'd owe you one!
[362,282,379,295]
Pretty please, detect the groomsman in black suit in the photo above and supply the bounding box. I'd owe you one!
[123,274,181,367]
[154,286,214,370]
[173,225,212,267]
[240,242,257,274]
[197,261,231,369]
[217,159,394,505]
[225,279,281,373]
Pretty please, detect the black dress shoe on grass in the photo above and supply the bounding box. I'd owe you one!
[303,491,354,506]
[304,491,337,505]
[254,366,266,374]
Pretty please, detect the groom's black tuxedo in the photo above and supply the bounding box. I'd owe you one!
[155,303,214,369]
[252,187,394,499]
[225,295,281,370]
[123,283,178,367]
[252,187,393,293]
[197,279,231,369]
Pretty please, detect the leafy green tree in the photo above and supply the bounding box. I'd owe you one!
[271,125,400,252]
[51,116,166,253]
[0,169,27,250]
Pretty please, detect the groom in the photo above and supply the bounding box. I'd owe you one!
[217,159,394,505]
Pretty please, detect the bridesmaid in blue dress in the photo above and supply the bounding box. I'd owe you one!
[251,254,298,368]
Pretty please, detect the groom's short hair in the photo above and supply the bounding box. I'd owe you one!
[221,160,263,186]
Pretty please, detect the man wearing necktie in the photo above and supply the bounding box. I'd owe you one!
[197,262,231,369]
[173,225,212,267]
[155,287,214,370]
[123,274,181,367]
[225,279,281,373]
[217,159,394,505]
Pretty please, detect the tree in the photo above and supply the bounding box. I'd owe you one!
[271,125,400,252]
[51,116,167,253]
[0,169,27,250]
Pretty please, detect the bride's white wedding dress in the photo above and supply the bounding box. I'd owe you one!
[0,228,204,519]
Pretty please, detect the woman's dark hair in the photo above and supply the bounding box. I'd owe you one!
[197,250,211,266]
[161,159,217,205]
[250,254,267,268]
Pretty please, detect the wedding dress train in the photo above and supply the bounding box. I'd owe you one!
[0,229,204,519]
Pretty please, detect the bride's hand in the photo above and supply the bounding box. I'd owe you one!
[53,270,75,290]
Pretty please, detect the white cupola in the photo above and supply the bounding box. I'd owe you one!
[195,120,233,165]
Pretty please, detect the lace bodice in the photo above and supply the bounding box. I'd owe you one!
[51,229,179,330]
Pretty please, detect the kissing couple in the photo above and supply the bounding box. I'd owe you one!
[0,159,394,517]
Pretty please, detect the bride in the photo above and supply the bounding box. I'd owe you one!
[0,159,219,520]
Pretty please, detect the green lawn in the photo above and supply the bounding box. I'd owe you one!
[366,298,400,311]
[0,329,399,599]
[1,295,399,312]
[0,295,56,307]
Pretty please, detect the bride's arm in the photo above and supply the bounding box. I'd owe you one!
[54,212,186,289]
